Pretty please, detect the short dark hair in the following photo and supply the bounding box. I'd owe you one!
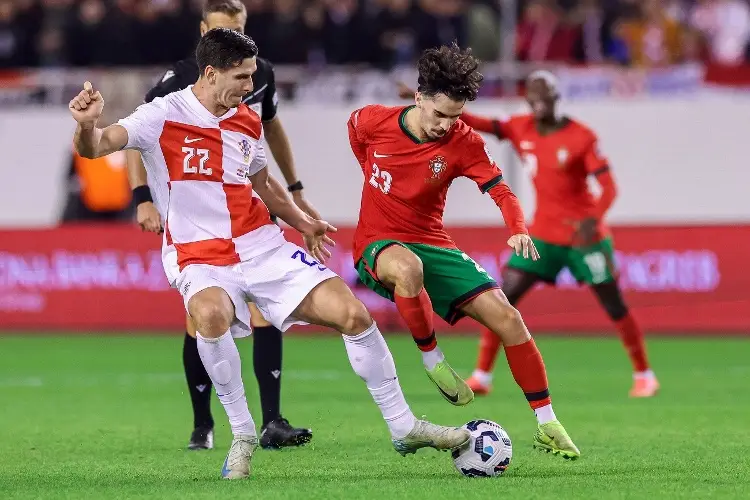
[202,0,246,20]
[196,28,258,74]
[416,43,483,102]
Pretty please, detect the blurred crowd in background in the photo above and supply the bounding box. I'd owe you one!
[1,0,749,70]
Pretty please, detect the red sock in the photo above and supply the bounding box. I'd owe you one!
[476,327,503,372]
[504,339,551,410]
[394,289,436,352]
[615,314,650,372]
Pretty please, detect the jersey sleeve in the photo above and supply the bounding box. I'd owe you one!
[583,134,609,175]
[460,131,527,234]
[117,98,167,152]
[261,62,279,122]
[347,105,375,167]
[460,132,504,193]
[248,131,268,176]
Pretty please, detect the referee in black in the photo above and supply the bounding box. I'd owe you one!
[127,0,318,451]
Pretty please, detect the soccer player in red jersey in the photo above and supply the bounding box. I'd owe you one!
[439,71,658,399]
[349,45,580,459]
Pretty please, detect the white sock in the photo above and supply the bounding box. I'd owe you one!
[634,369,655,379]
[343,322,416,439]
[534,404,557,425]
[471,369,493,386]
[422,346,444,370]
[196,331,256,437]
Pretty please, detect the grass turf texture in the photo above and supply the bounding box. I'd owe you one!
[0,335,747,499]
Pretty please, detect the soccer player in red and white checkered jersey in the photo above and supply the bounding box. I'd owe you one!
[69,28,471,480]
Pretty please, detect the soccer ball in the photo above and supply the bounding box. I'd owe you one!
[451,419,512,478]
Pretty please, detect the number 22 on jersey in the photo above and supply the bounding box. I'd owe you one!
[369,163,392,194]
[182,147,212,175]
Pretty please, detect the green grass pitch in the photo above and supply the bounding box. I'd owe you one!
[0,334,748,499]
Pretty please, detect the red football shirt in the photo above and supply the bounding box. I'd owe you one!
[348,105,526,262]
[463,113,610,246]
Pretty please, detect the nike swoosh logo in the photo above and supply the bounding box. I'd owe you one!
[184,137,203,144]
[436,384,459,403]
[373,151,390,158]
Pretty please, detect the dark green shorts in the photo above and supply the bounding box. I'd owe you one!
[356,240,499,325]
[507,237,616,285]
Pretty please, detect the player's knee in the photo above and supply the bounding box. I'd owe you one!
[339,299,373,335]
[593,283,629,321]
[191,300,233,337]
[391,256,424,295]
[497,305,529,343]
[602,297,628,321]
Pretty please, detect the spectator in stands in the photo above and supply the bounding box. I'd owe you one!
[614,0,685,66]
[4,0,750,69]
[516,0,579,63]
[371,0,417,68]
[262,0,319,64]
[413,0,468,53]
[690,0,750,66]
[570,0,617,63]
[0,1,26,68]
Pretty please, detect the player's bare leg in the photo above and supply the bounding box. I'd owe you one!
[591,282,659,397]
[188,287,258,479]
[468,268,540,395]
[375,245,473,406]
[461,289,580,459]
[292,277,470,455]
[183,313,215,450]
[248,302,313,448]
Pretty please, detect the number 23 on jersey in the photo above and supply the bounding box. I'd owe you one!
[369,163,392,194]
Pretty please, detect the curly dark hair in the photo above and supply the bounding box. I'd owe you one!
[416,43,483,102]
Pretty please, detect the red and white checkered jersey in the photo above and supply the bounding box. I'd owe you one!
[118,87,285,272]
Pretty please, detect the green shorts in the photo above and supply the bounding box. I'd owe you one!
[356,240,499,325]
[507,237,616,285]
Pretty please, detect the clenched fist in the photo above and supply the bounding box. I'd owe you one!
[507,234,540,260]
[69,81,104,127]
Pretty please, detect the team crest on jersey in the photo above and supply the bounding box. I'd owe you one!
[428,155,447,180]
[557,148,569,167]
[239,139,253,163]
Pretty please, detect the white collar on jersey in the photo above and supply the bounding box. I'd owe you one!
[184,85,239,123]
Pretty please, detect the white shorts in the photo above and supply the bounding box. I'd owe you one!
[176,241,338,336]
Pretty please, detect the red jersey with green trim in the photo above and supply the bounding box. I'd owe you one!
[464,113,611,246]
[348,105,527,262]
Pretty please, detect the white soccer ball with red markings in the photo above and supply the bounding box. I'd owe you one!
[451,419,512,478]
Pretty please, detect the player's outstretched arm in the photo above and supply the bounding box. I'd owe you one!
[459,111,506,138]
[69,82,128,159]
[250,167,336,263]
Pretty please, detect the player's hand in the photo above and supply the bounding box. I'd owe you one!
[292,191,322,220]
[571,217,598,246]
[69,81,104,127]
[397,82,415,100]
[507,234,540,261]
[301,219,337,265]
[136,201,163,234]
